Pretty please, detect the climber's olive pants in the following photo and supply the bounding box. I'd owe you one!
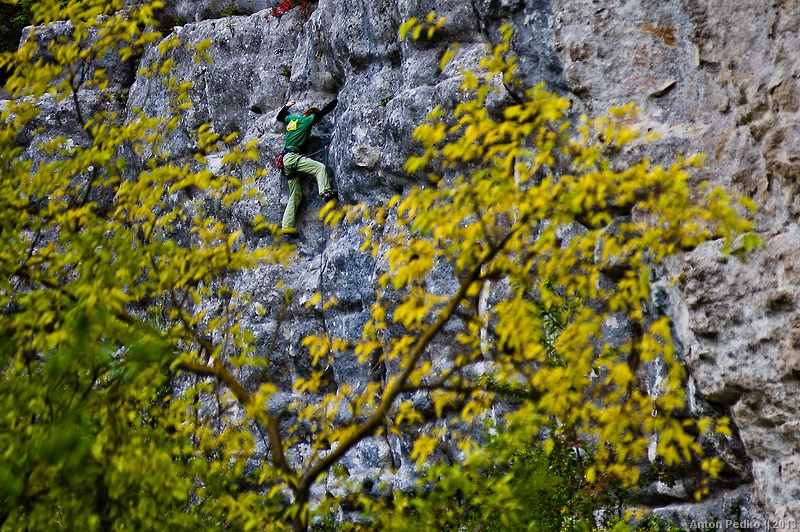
[281,153,332,229]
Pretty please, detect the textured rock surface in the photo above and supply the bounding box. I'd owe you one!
[18,0,800,522]
[548,0,800,520]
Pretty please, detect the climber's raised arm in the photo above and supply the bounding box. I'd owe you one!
[311,99,337,125]
[276,100,296,122]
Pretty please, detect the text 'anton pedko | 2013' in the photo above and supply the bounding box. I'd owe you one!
[689,520,798,530]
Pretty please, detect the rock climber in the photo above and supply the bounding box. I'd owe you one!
[276,98,338,237]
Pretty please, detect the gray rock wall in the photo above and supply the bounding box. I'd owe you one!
[17,0,800,523]
[550,0,800,520]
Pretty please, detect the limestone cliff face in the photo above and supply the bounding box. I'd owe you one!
[550,0,800,521]
[20,0,800,522]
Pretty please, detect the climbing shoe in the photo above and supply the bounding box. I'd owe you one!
[280,227,299,238]
[322,190,337,203]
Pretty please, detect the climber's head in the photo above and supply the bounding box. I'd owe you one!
[304,107,321,117]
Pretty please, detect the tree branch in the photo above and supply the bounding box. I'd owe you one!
[298,212,530,493]
[175,358,295,481]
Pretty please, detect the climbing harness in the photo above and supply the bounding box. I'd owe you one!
[276,147,302,177]
[276,137,334,178]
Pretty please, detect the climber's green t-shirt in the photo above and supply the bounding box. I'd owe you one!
[283,114,316,151]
